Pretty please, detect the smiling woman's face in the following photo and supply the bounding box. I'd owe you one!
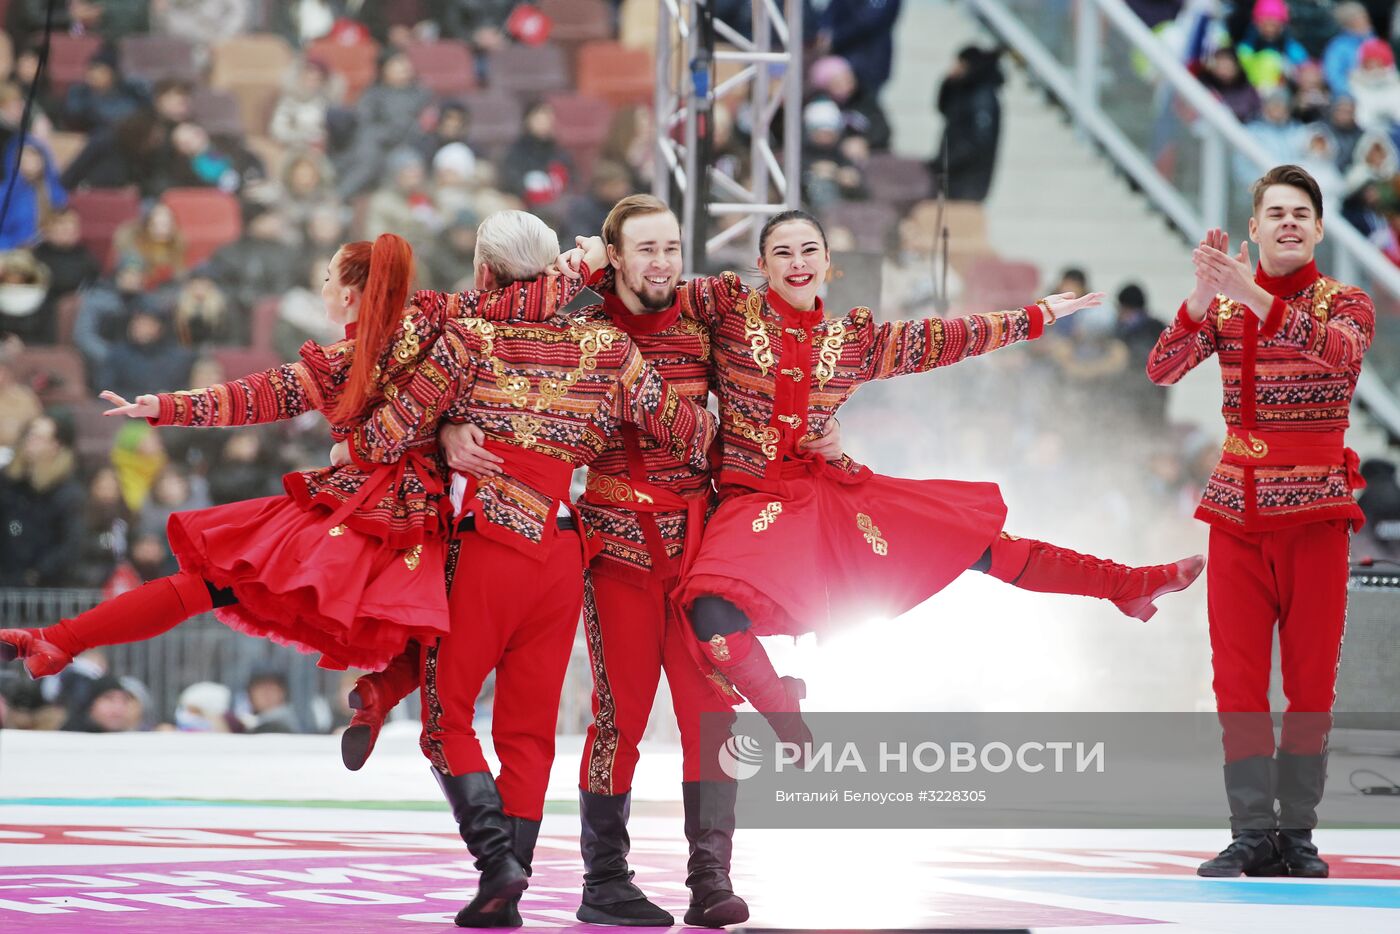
[759,220,829,311]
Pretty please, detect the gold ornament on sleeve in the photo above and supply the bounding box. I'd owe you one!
[857,512,888,556]
[328,524,347,537]
[752,501,783,532]
[708,634,732,662]
[586,472,655,505]
[403,544,422,571]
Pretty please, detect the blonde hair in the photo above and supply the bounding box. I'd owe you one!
[601,194,673,249]
[473,210,558,284]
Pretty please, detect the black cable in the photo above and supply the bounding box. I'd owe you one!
[1349,768,1400,796]
[0,0,58,234]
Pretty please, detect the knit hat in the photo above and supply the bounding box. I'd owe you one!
[808,55,854,92]
[1360,38,1395,68]
[432,142,476,180]
[1253,0,1289,24]
[803,98,843,135]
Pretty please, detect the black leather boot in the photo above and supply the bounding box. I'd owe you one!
[1276,751,1330,878]
[472,815,542,927]
[432,770,530,926]
[575,790,674,926]
[682,781,749,927]
[1197,756,1287,878]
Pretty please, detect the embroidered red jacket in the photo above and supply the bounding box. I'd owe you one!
[681,272,1044,492]
[573,289,718,585]
[150,274,585,548]
[1146,260,1372,532]
[345,298,719,558]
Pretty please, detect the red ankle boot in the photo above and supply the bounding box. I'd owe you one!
[0,629,73,678]
[700,631,812,754]
[1008,541,1205,621]
[341,645,421,770]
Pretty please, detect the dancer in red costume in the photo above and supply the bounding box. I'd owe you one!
[344,196,844,928]
[1148,165,1373,880]
[0,232,585,676]
[340,210,718,928]
[667,210,1205,751]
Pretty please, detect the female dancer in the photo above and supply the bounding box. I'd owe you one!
[0,232,584,676]
[669,211,1203,741]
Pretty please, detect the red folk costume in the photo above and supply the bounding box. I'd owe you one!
[0,274,585,678]
[574,287,739,794]
[672,273,1043,645]
[345,292,717,821]
[1147,259,1373,759]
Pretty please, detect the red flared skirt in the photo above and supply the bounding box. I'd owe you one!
[673,467,1007,639]
[167,495,450,671]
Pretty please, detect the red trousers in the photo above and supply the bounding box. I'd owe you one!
[419,529,585,820]
[1207,521,1349,760]
[580,570,736,792]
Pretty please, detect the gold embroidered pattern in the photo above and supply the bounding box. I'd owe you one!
[857,512,888,556]
[510,414,542,449]
[777,413,802,429]
[403,544,422,570]
[674,315,711,360]
[814,321,847,389]
[780,366,804,381]
[328,524,347,537]
[752,501,783,532]
[707,669,740,698]
[784,326,807,341]
[457,317,497,356]
[1216,296,1242,325]
[1311,280,1343,323]
[393,315,420,363]
[586,472,656,505]
[730,411,779,460]
[708,634,732,661]
[1222,433,1269,458]
[742,293,774,375]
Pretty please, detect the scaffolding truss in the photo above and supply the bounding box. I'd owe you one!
[653,0,804,267]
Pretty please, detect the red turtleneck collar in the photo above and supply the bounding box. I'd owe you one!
[1255,258,1319,297]
[343,320,358,340]
[601,289,681,335]
[764,287,825,327]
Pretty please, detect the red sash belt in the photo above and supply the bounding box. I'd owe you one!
[457,438,582,555]
[325,444,446,540]
[1221,427,1363,487]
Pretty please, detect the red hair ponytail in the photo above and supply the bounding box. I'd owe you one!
[333,232,414,422]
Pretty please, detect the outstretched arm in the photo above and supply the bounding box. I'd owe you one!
[104,360,325,427]
[856,291,1102,381]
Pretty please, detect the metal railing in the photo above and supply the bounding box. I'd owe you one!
[964,0,1400,441]
[0,589,610,738]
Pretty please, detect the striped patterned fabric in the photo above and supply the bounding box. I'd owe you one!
[1146,262,1373,532]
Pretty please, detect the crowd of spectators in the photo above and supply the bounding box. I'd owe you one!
[1,1,1393,729]
[1139,1,1400,264]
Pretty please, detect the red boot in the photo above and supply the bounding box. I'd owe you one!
[0,572,212,678]
[342,643,422,770]
[999,538,1205,622]
[700,631,812,754]
[0,629,72,678]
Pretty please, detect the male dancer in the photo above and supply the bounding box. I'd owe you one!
[352,197,842,927]
[1148,164,1373,878]
[341,210,717,927]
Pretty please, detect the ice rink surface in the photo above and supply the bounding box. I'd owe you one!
[1,729,1398,933]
